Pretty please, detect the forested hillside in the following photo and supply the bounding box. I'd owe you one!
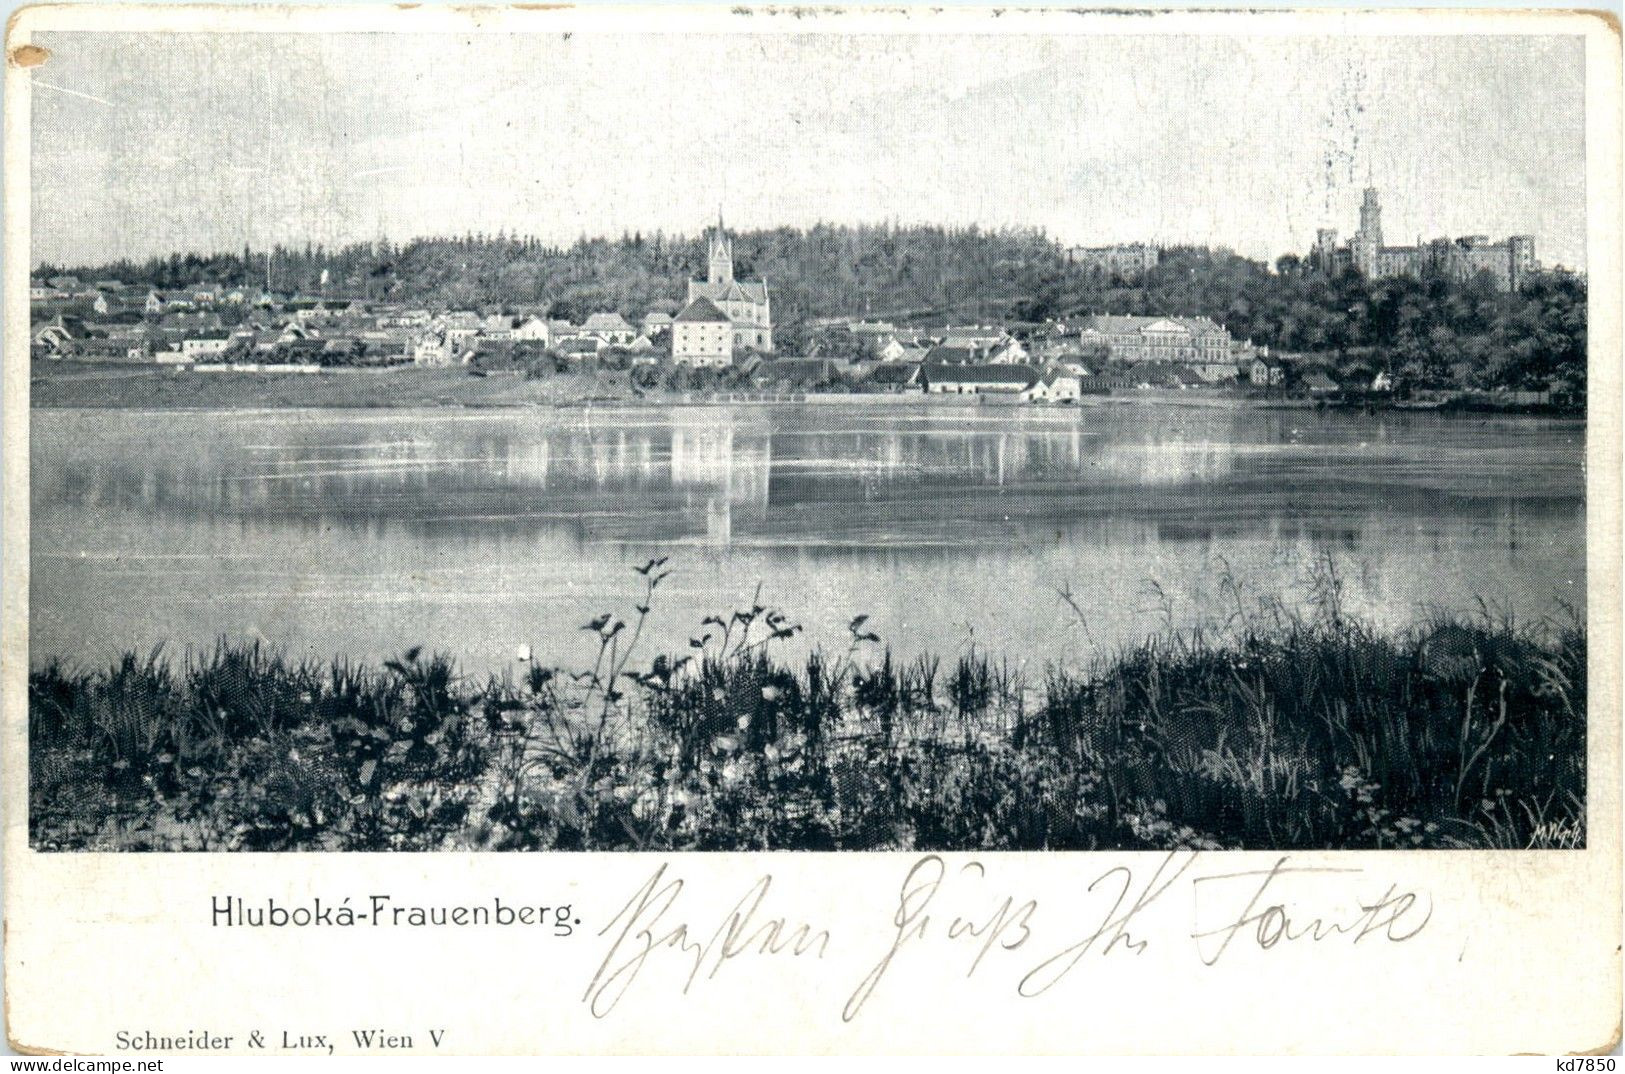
[37,224,1587,392]
[40,225,1063,324]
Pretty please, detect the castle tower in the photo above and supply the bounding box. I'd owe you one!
[1313,228,1339,272]
[1508,235,1536,290]
[707,208,733,286]
[1358,187,1383,246]
[1352,187,1383,276]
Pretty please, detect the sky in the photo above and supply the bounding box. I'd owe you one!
[28,30,1588,269]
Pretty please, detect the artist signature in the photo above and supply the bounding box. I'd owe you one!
[582,853,1432,1020]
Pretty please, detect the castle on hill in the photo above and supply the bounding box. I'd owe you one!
[1310,186,1537,292]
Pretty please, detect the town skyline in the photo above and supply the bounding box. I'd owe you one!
[29,31,1587,270]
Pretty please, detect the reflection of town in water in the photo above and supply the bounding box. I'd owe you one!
[38,405,1579,545]
[32,405,1585,671]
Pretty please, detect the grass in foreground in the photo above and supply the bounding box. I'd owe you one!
[28,565,1586,852]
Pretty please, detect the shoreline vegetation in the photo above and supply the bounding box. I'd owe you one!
[30,560,1586,852]
[29,362,1585,416]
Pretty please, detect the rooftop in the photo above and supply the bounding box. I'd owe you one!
[674,297,731,324]
[922,363,1038,386]
[583,312,634,331]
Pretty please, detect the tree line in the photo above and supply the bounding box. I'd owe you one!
[1072,247,1587,396]
[36,224,1586,393]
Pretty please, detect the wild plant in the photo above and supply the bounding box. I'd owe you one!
[27,561,1588,853]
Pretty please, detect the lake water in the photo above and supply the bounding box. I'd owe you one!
[30,402,1586,677]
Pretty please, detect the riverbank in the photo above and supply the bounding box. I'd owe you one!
[29,361,1584,417]
[29,362,647,409]
[29,574,1586,852]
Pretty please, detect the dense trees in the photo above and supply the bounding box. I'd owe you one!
[35,225,1067,327]
[38,224,1586,393]
[1071,247,1587,394]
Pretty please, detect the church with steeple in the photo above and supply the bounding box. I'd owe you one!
[683,211,772,352]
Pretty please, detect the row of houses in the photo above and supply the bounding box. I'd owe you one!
[822,313,1333,392]
[912,363,1083,402]
[698,357,1084,403]
[831,315,1263,369]
[33,271,1324,393]
[29,284,687,367]
[37,219,756,368]
[29,277,680,331]
[668,344,1364,399]
[674,305,1345,393]
[32,315,674,368]
[848,350,1370,396]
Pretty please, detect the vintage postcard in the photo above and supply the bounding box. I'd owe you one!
[3,3,1620,1055]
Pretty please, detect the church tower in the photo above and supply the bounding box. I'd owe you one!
[707,209,734,285]
[684,207,772,353]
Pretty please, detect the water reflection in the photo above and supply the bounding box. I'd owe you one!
[31,404,1585,672]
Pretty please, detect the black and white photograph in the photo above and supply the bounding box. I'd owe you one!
[17,19,1598,857]
[5,5,1622,1058]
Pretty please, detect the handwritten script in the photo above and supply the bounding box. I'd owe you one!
[581,853,1433,1020]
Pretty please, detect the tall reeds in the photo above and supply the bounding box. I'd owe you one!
[29,563,1586,853]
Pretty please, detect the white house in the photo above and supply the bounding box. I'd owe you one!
[557,337,606,361]
[1189,361,1240,384]
[671,297,734,369]
[875,337,909,362]
[181,332,231,358]
[1249,357,1287,387]
[922,363,1039,395]
[582,312,636,346]
[513,316,552,344]
[1022,369,1082,403]
[412,332,451,366]
[32,321,73,352]
[986,338,1029,364]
